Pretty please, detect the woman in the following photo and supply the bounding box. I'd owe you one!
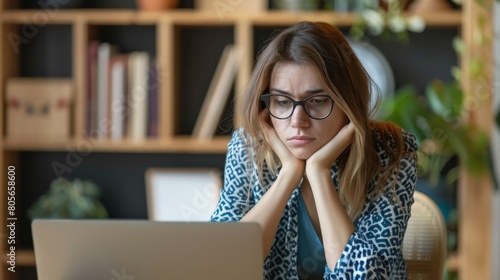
[211,21,418,279]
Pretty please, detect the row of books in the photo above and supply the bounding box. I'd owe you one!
[85,41,240,141]
[86,41,158,140]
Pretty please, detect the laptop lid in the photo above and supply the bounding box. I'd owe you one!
[32,220,262,280]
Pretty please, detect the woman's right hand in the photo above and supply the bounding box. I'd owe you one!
[259,110,305,174]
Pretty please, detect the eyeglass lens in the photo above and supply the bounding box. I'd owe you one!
[266,94,333,119]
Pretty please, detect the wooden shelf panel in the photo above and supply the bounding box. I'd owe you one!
[1,9,160,25]
[4,247,461,269]
[1,9,463,27]
[3,249,35,266]
[10,248,459,270]
[412,11,463,27]
[248,11,462,27]
[2,136,230,153]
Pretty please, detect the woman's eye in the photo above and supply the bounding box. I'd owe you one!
[275,99,292,106]
[308,98,326,104]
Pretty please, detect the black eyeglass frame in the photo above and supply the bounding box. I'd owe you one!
[260,93,335,120]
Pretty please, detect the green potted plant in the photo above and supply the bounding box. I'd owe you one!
[379,80,490,256]
[28,178,109,219]
[380,80,490,187]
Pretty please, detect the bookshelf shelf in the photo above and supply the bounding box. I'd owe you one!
[2,137,230,153]
[1,10,462,27]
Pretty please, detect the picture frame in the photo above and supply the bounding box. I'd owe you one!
[145,168,222,222]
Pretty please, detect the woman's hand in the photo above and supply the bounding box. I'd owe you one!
[259,110,305,173]
[304,122,356,268]
[306,122,355,174]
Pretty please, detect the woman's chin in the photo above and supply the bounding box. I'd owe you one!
[291,149,313,160]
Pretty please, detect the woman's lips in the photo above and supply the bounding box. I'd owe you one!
[288,136,315,146]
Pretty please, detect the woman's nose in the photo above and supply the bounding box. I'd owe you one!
[291,105,310,128]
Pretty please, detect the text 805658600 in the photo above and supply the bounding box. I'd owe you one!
[6,166,16,273]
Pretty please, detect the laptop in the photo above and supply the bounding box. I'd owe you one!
[32,220,263,280]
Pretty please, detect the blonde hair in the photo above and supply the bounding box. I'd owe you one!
[235,21,408,221]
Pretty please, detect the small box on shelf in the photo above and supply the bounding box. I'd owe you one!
[5,78,73,141]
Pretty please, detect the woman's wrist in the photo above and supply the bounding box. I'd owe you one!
[305,160,331,175]
[279,162,305,186]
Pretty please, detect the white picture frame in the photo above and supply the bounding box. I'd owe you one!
[145,168,222,222]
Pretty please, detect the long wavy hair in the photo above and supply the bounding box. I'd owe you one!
[235,21,407,221]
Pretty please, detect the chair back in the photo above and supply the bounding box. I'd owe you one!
[403,191,447,279]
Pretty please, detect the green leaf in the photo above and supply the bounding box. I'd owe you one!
[416,150,431,178]
[425,81,447,117]
[446,166,459,186]
[380,85,432,143]
[94,203,109,219]
[69,200,85,218]
[82,180,100,197]
[474,0,487,9]
[427,153,454,186]
[425,80,463,119]
[452,36,465,54]
[470,58,484,78]
[451,66,461,82]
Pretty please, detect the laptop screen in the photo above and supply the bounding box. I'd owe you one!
[32,220,262,280]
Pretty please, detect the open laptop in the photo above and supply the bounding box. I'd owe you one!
[32,220,262,280]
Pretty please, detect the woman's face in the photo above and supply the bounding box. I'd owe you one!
[267,62,349,160]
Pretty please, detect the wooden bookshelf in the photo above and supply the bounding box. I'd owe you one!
[0,4,493,280]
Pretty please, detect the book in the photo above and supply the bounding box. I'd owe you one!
[109,54,128,141]
[86,41,99,137]
[192,45,240,140]
[147,59,159,138]
[96,42,118,139]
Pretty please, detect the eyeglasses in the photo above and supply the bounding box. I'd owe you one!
[260,93,334,120]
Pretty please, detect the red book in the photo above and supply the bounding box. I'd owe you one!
[86,40,99,137]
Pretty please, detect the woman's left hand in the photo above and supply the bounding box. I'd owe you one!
[306,122,355,173]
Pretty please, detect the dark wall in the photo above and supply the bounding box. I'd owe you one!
[17,152,226,248]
